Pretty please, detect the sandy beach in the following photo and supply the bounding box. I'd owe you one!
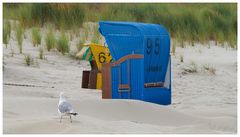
[3,26,237,134]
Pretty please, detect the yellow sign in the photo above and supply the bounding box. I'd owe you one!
[89,43,112,71]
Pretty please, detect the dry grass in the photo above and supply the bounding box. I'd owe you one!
[202,63,216,75]
[183,61,198,74]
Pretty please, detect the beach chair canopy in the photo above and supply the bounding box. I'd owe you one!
[76,46,93,61]
[99,21,170,83]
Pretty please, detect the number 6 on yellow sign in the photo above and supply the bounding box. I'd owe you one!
[89,43,113,89]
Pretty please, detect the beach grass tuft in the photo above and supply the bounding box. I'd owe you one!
[83,23,89,41]
[57,33,69,55]
[203,63,216,75]
[76,38,85,52]
[39,47,44,59]
[32,27,41,47]
[3,20,11,48]
[24,54,33,66]
[45,28,56,51]
[16,24,24,54]
[180,55,184,63]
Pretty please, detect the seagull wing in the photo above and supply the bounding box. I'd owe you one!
[58,101,73,114]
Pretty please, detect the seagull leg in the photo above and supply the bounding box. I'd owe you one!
[70,115,72,123]
[60,116,62,123]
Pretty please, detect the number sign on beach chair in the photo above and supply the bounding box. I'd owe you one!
[76,43,113,90]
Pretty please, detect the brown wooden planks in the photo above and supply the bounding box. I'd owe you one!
[82,71,90,88]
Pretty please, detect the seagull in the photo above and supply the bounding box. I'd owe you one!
[58,92,78,123]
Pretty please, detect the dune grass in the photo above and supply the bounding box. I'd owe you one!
[92,34,99,44]
[24,54,33,66]
[45,28,56,51]
[16,24,24,54]
[57,33,69,55]
[171,39,176,55]
[83,23,89,41]
[76,38,85,52]
[3,28,9,48]
[92,24,100,43]
[3,4,85,29]
[183,61,198,73]
[32,27,41,47]
[180,55,184,63]
[202,63,216,75]
[93,24,100,39]
[10,48,15,57]
[190,61,198,73]
[3,3,237,48]
[39,47,44,59]
[3,20,11,48]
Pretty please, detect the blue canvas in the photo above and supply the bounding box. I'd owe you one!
[99,21,171,105]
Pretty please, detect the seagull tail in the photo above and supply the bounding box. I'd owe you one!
[68,112,78,116]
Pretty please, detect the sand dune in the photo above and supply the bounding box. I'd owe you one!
[3,27,237,134]
[3,93,236,134]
